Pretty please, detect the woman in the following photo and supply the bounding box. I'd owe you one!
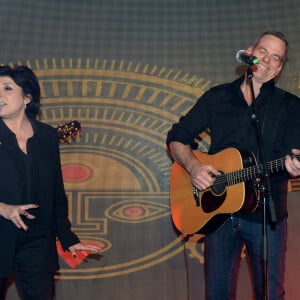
[0,65,101,299]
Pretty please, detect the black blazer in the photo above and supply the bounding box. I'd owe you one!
[0,118,79,278]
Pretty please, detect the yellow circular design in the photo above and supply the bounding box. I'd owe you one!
[15,58,213,279]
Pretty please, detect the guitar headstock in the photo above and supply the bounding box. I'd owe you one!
[56,120,81,144]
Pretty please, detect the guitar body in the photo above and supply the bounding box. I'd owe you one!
[170,148,257,235]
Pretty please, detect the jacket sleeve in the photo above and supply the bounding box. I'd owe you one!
[166,89,214,150]
[51,130,80,250]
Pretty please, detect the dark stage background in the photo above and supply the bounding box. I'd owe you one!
[1,1,300,299]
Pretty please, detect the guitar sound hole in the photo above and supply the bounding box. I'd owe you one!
[211,172,226,195]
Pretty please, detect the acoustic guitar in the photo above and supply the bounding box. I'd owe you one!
[170,147,299,235]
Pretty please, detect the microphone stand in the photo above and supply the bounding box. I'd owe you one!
[246,65,277,300]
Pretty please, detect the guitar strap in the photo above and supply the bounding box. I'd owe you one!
[260,88,286,161]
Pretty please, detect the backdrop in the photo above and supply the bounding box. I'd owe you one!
[1,1,300,299]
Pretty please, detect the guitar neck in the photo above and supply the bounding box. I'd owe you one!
[227,154,300,186]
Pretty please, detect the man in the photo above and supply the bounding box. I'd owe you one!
[167,31,300,299]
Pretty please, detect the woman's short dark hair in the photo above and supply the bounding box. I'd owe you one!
[0,65,40,118]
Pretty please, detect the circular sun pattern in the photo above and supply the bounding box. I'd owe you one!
[18,58,211,279]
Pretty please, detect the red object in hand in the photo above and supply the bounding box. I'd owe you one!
[56,240,90,268]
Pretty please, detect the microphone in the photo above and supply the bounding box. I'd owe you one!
[0,102,4,107]
[236,50,259,65]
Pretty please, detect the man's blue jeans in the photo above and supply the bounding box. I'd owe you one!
[204,216,287,300]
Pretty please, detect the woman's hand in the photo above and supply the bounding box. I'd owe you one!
[68,242,102,257]
[0,203,39,231]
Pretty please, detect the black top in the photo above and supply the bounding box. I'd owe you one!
[0,121,45,239]
[0,118,80,277]
[167,76,300,223]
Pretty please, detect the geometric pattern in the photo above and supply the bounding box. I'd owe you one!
[19,57,211,279]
